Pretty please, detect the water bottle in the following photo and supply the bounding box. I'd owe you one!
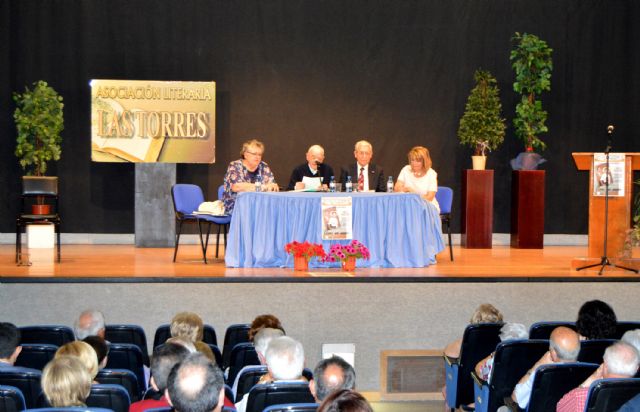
[345,176,353,193]
[329,176,336,192]
[387,176,394,193]
[255,180,262,192]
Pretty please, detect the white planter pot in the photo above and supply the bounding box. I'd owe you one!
[472,155,487,170]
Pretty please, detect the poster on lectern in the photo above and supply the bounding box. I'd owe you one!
[592,153,625,197]
[90,79,216,163]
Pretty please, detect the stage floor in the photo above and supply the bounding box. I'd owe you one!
[1,244,639,283]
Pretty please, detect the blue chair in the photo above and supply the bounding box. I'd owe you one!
[435,186,453,261]
[578,339,617,364]
[0,385,26,412]
[152,323,218,347]
[95,368,141,402]
[208,344,223,368]
[86,384,131,412]
[104,324,150,367]
[615,321,640,339]
[528,321,576,340]
[19,325,74,346]
[233,365,268,402]
[0,368,42,409]
[15,343,58,370]
[245,382,315,412]
[222,324,251,370]
[586,378,640,412]
[171,183,230,263]
[104,344,146,395]
[526,362,599,412]
[227,343,260,387]
[143,408,172,412]
[263,403,319,412]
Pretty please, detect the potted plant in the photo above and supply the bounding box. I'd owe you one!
[323,240,370,271]
[510,32,552,170]
[284,241,326,271]
[14,80,64,214]
[457,69,506,170]
[623,179,640,259]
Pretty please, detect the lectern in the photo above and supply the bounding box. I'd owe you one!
[572,153,640,258]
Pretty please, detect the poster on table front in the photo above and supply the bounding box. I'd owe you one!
[321,197,353,240]
[592,153,625,197]
[90,79,216,163]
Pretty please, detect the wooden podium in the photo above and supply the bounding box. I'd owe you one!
[461,170,493,248]
[572,152,640,258]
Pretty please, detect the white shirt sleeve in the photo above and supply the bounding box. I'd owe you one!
[513,371,536,409]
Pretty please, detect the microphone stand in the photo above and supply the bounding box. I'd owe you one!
[576,127,639,275]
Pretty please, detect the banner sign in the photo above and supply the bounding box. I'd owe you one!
[90,79,216,163]
[321,197,353,240]
[593,153,625,197]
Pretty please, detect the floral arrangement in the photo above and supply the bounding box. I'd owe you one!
[284,241,326,261]
[323,240,370,263]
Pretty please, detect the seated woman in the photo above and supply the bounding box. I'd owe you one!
[475,323,528,381]
[444,303,504,358]
[575,299,617,340]
[318,389,374,412]
[222,139,279,214]
[248,313,285,342]
[170,311,216,363]
[55,341,99,383]
[42,355,92,407]
[394,146,440,212]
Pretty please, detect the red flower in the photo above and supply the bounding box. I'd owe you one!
[285,241,326,260]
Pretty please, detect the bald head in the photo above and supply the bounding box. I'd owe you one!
[306,145,325,167]
[550,326,581,362]
[166,353,224,412]
[311,356,356,402]
[74,310,105,340]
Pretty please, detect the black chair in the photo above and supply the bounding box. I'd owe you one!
[86,384,131,412]
[15,343,58,370]
[19,325,74,346]
[95,368,141,402]
[0,367,42,408]
[227,343,261,387]
[105,324,150,367]
[15,176,61,263]
[234,365,269,402]
[104,343,146,395]
[152,323,218,348]
[585,378,640,412]
[263,403,319,412]
[444,323,503,411]
[222,324,251,370]
[473,339,549,412]
[0,385,26,412]
[528,321,576,340]
[207,343,223,368]
[578,339,617,364]
[526,362,599,412]
[435,186,454,261]
[615,321,640,339]
[245,382,315,412]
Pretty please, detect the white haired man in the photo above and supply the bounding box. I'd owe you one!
[231,327,284,395]
[287,145,335,191]
[339,140,386,192]
[74,309,105,340]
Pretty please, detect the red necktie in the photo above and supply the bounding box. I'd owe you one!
[358,167,364,191]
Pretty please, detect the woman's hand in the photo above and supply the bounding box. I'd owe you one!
[265,182,280,192]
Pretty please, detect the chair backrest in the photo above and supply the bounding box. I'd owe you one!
[218,184,225,200]
[528,321,576,340]
[0,367,42,408]
[152,324,217,348]
[527,362,599,412]
[615,321,640,339]
[105,324,150,367]
[227,343,261,386]
[0,385,26,412]
[222,324,251,369]
[435,186,453,214]
[234,365,269,402]
[585,378,640,412]
[22,176,58,195]
[19,325,75,347]
[104,343,146,394]
[207,344,223,368]
[246,382,315,412]
[263,403,319,412]
[95,368,141,403]
[172,184,205,216]
[578,339,617,364]
[27,408,115,412]
[86,384,131,412]
[15,343,58,370]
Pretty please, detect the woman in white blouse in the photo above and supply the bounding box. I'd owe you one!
[394,146,440,212]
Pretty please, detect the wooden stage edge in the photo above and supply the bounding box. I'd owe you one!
[1,245,639,283]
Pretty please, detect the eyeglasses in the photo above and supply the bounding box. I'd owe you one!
[245,151,263,157]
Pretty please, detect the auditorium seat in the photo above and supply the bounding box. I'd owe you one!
[152,323,218,348]
[245,382,315,412]
[104,324,150,367]
[27,408,115,412]
[222,324,251,369]
[577,339,617,364]
[207,343,223,368]
[0,368,42,408]
[435,186,454,261]
[615,321,640,339]
[528,321,575,340]
[104,343,146,395]
[227,343,260,386]
[19,325,74,346]
[95,368,141,402]
[86,384,131,412]
[0,385,26,412]
[15,343,57,370]
[585,378,640,412]
[263,403,319,412]
[527,362,598,412]
[233,365,268,402]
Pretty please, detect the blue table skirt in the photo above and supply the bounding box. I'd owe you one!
[225,191,445,268]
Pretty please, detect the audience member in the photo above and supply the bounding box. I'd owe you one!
[310,356,356,403]
[248,314,285,342]
[475,323,529,381]
[394,146,440,212]
[575,300,617,340]
[232,327,284,397]
[287,144,335,191]
[222,139,279,213]
[317,389,373,412]
[0,322,37,372]
[74,309,106,340]
[621,329,640,353]
[82,335,109,370]
[556,341,639,412]
[444,303,504,358]
[170,312,216,364]
[339,140,385,192]
[55,341,99,382]
[166,352,225,412]
[41,355,92,407]
[165,336,198,353]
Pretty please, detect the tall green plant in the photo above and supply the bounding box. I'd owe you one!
[457,69,506,156]
[510,32,553,152]
[14,80,64,176]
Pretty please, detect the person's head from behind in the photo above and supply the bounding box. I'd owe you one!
[549,326,581,362]
[470,303,503,324]
[170,312,205,343]
[603,341,640,378]
[166,353,225,412]
[55,341,99,380]
[499,323,528,342]
[265,336,304,381]
[621,329,640,354]
[253,327,285,365]
[82,335,109,369]
[353,140,373,167]
[0,322,21,364]
[407,146,432,174]
[74,309,105,340]
[576,299,617,339]
[151,342,191,393]
[42,355,92,407]
[249,314,285,342]
[318,389,373,412]
[310,356,356,402]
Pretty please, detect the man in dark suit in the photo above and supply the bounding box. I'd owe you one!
[287,144,335,190]
[340,140,385,192]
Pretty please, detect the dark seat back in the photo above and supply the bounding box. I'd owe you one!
[15,343,58,370]
[96,368,141,402]
[0,385,26,412]
[578,339,617,364]
[105,324,150,367]
[528,322,576,340]
[228,343,260,386]
[19,325,74,346]
[0,367,42,408]
[234,365,269,402]
[585,378,640,412]
[615,322,640,339]
[104,343,146,394]
[222,324,251,369]
[86,383,131,412]
[207,344,223,368]
[152,323,217,348]
[27,408,115,412]
[527,362,599,412]
[263,403,319,412]
[246,382,315,412]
